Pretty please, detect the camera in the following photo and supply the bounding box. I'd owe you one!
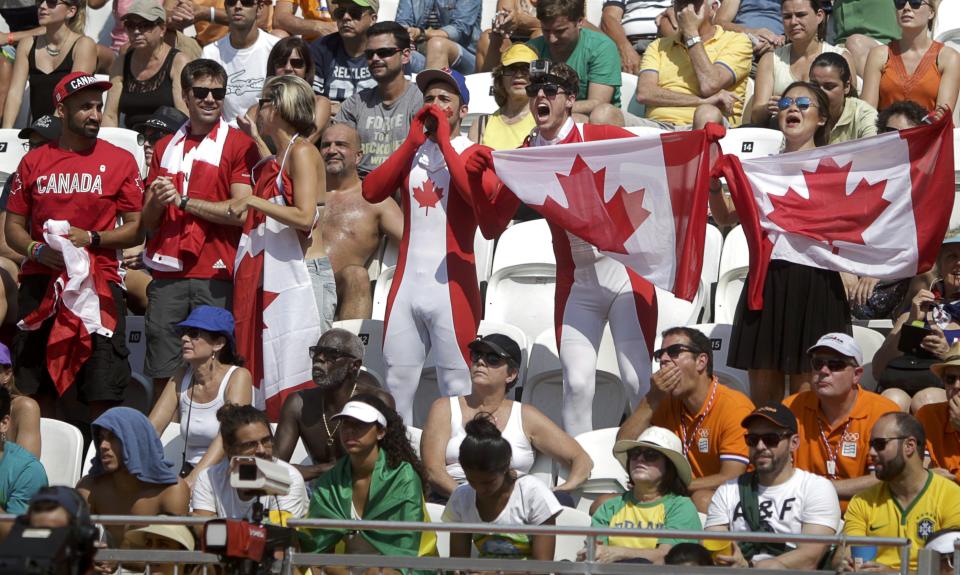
[530,59,551,79]
[230,456,292,497]
[0,522,95,575]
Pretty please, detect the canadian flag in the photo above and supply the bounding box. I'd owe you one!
[490,125,723,300]
[717,116,955,310]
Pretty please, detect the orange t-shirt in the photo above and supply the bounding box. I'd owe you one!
[651,378,755,479]
[785,387,900,481]
[918,402,960,480]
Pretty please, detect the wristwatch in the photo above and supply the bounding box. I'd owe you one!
[179,196,190,211]
[89,230,101,248]
[685,35,702,49]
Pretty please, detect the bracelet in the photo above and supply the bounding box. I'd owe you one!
[26,241,37,261]
[29,242,44,262]
[209,6,215,22]
[90,230,101,248]
[179,196,190,211]
[6,33,13,47]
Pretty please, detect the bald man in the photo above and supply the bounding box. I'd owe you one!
[307,124,403,324]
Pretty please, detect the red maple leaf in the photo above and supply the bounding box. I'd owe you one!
[767,158,890,253]
[540,155,650,254]
[413,178,444,214]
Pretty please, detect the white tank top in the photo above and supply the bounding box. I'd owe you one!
[444,397,537,482]
[179,365,239,464]
[771,42,844,96]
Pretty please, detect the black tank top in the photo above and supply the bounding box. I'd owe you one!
[27,37,78,121]
[118,47,178,129]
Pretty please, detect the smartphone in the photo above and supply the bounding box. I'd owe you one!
[898,323,935,356]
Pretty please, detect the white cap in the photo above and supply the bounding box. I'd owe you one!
[926,530,960,553]
[332,400,387,427]
[807,332,863,366]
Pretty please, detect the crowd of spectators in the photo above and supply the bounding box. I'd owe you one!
[0,0,958,571]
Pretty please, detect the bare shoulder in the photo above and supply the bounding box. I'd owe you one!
[11,394,40,419]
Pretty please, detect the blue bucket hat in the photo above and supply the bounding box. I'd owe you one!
[176,306,235,344]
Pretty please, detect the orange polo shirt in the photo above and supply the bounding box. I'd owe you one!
[918,402,960,480]
[785,387,900,482]
[651,378,755,479]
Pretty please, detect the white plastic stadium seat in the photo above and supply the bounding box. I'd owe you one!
[528,449,556,487]
[485,219,556,346]
[39,418,84,486]
[480,0,499,39]
[700,223,724,322]
[935,2,960,43]
[554,507,591,561]
[714,225,749,324]
[585,0,603,26]
[523,327,626,431]
[407,425,423,459]
[655,281,707,333]
[654,323,750,396]
[464,73,497,116]
[377,0,398,19]
[719,127,784,160]
[330,319,386,384]
[425,502,450,557]
[557,427,629,510]
[97,127,147,178]
[125,314,146,375]
[852,325,886,392]
[619,72,645,118]
[0,129,27,182]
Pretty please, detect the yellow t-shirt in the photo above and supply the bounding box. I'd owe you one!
[844,471,960,571]
[639,26,753,127]
[479,111,536,151]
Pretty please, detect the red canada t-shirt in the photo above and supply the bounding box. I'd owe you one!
[147,127,259,281]
[7,140,144,283]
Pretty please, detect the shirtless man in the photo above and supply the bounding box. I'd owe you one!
[305,124,402,325]
[273,328,395,480]
[76,407,189,543]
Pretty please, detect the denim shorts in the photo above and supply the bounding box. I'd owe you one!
[306,256,337,333]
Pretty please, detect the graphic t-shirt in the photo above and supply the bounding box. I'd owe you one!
[442,475,562,558]
[8,140,144,283]
[309,34,376,102]
[202,30,280,124]
[334,81,424,175]
[147,128,259,281]
[705,469,841,560]
[591,492,701,548]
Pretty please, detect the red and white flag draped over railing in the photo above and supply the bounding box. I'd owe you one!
[716,116,955,310]
[490,125,724,302]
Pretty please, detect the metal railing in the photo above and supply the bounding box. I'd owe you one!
[8,513,958,574]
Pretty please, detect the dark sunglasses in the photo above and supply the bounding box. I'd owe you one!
[224,0,259,7]
[627,447,663,462]
[869,436,908,451]
[944,374,960,385]
[283,57,305,69]
[181,327,206,339]
[191,86,227,101]
[525,83,566,97]
[653,343,701,362]
[142,129,167,144]
[745,432,791,447]
[123,18,159,32]
[364,47,402,60]
[334,5,368,19]
[810,357,854,372]
[309,346,354,362]
[777,96,815,111]
[470,349,508,367]
[35,0,69,8]
[893,0,926,9]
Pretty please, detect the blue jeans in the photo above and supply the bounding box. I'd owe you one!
[406,46,477,75]
[306,257,337,333]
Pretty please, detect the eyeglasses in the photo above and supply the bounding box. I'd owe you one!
[652,343,701,362]
[627,448,663,462]
[235,435,273,452]
[893,0,926,9]
[777,96,816,111]
[525,83,566,97]
[123,19,159,32]
[142,129,166,144]
[283,57,305,69]
[744,432,792,447]
[364,47,402,60]
[309,346,355,363]
[181,328,206,340]
[869,436,908,451]
[224,0,259,7]
[191,86,227,101]
[36,0,69,9]
[470,349,508,367]
[334,5,368,19]
[810,357,854,372]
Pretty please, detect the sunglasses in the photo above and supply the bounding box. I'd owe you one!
[142,129,167,144]
[334,5,368,19]
[652,343,701,362]
[181,327,206,340]
[869,436,908,451]
[36,0,69,8]
[810,357,854,372]
[627,447,663,462]
[525,83,566,97]
[744,432,791,447]
[364,47,402,60]
[777,96,816,111]
[309,346,354,362]
[224,0,259,7]
[893,0,926,9]
[283,57,305,69]
[123,19,159,32]
[258,97,273,108]
[191,86,227,101]
[470,349,508,367]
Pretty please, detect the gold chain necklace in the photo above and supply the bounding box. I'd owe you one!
[322,381,359,445]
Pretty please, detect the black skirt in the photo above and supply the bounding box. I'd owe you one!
[728,260,851,374]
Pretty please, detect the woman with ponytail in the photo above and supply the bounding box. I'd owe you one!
[442,413,562,561]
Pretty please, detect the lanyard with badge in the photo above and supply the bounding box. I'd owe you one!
[679,379,718,456]
[817,416,855,478]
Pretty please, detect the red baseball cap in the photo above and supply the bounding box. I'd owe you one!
[53,72,112,107]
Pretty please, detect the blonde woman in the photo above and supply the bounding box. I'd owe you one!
[2,0,96,126]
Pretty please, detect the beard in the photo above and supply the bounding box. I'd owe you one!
[313,359,356,391]
[875,450,907,481]
[67,112,100,140]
